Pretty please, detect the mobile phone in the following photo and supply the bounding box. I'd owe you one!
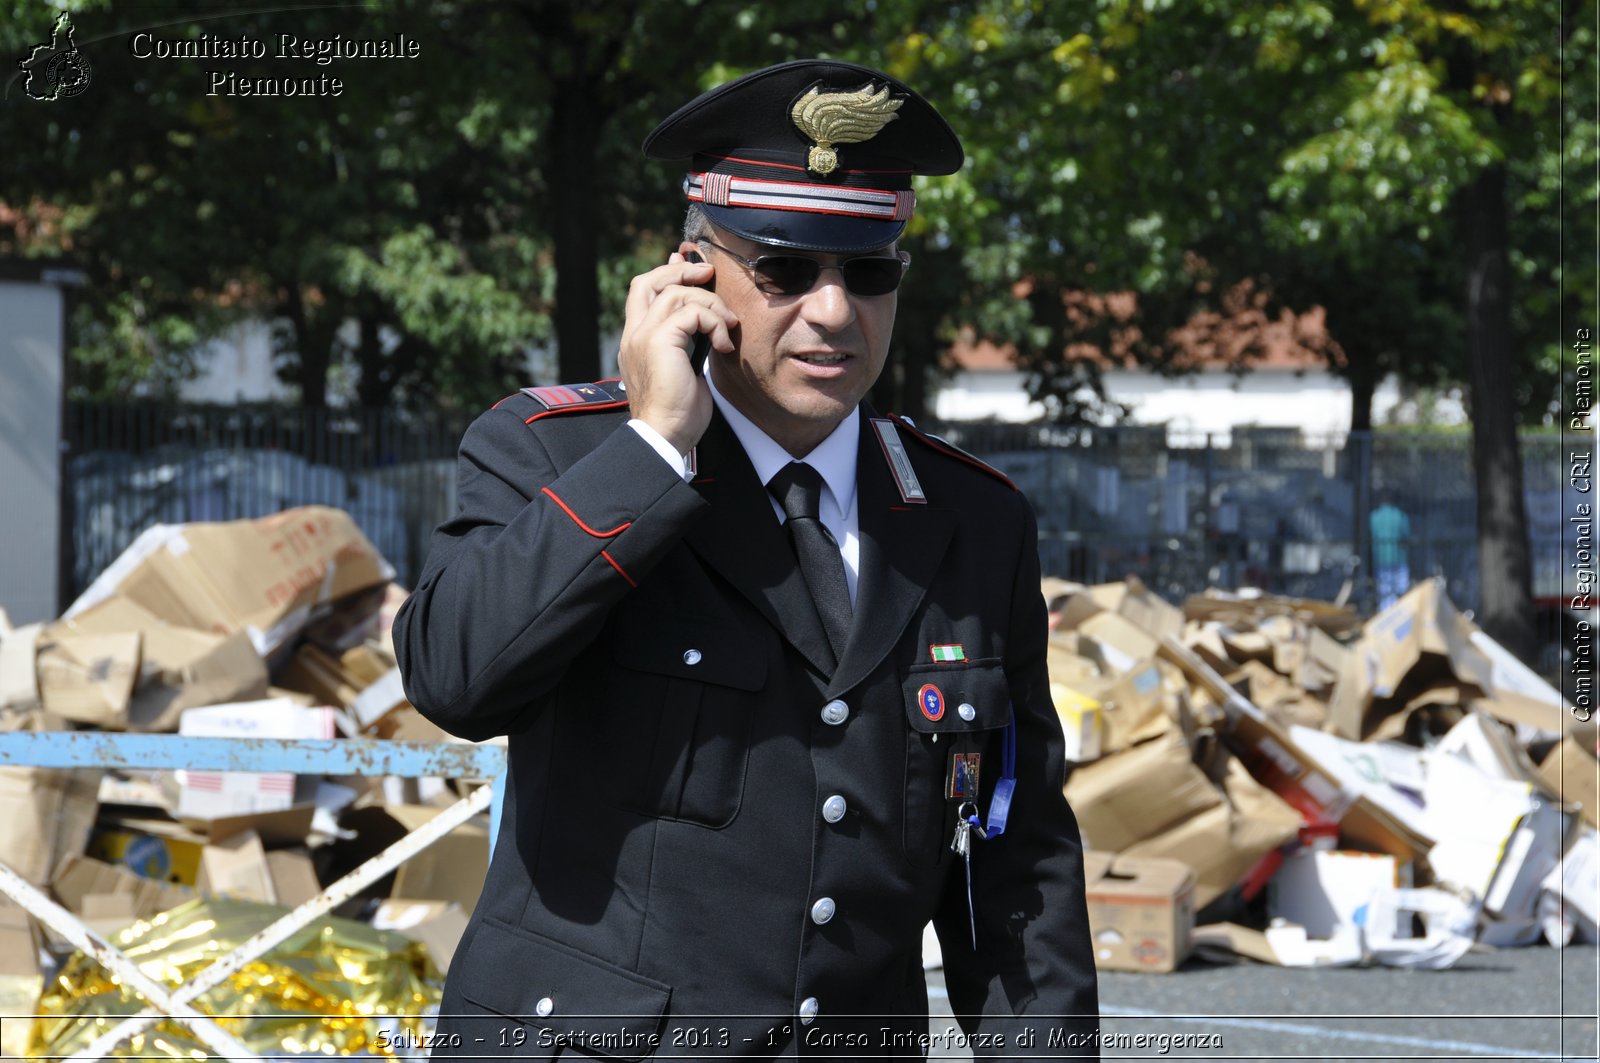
[683,250,712,376]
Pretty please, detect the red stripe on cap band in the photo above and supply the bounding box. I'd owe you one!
[685,173,916,221]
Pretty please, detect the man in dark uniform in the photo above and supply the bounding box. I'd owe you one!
[394,60,1099,1059]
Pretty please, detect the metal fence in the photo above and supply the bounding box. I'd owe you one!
[931,422,1567,615]
[63,403,1568,643]
[65,403,471,600]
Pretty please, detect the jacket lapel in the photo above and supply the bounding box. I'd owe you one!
[683,411,836,676]
[826,412,954,698]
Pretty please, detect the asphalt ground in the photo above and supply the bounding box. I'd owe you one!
[926,945,1599,1061]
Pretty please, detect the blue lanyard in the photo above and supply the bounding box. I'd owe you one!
[981,711,1017,838]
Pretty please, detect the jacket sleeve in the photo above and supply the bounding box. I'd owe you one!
[933,497,1101,1058]
[393,407,707,740]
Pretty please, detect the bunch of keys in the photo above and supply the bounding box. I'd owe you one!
[950,801,985,949]
[950,801,986,857]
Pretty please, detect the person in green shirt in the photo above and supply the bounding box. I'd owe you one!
[1370,494,1411,610]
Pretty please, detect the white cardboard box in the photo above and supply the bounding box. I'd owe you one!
[1269,849,1400,940]
[177,698,337,819]
[1541,829,1600,932]
[1423,751,1568,922]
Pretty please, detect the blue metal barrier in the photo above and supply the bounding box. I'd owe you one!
[0,731,507,1062]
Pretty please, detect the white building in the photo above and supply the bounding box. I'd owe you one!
[931,310,1466,442]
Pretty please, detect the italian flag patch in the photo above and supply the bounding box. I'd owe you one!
[929,644,966,663]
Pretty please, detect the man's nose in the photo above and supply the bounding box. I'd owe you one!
[800,268,857,332]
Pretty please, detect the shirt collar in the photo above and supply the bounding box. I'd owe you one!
[705,362,859,514]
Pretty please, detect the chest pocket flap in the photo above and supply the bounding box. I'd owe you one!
[900,659,1012,733]
[614,611,768,690]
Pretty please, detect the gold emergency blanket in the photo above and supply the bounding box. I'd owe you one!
[29,899,442,1059]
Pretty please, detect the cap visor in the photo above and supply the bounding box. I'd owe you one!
[703,204,906,254]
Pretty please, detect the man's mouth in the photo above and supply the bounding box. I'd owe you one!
[794,352,851,367]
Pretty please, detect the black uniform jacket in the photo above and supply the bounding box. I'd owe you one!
[394,387,1100,1059]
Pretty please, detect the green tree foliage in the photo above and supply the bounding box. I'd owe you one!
[0,0,881,409]
[854,0,1586,659]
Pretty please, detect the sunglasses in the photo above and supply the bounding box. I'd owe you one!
[699,239,910,297]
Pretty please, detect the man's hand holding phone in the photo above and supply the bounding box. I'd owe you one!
[618,251,736,456]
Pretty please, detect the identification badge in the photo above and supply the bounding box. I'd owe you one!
[945,752,981,800]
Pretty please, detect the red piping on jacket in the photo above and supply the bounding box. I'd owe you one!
[541,487,631,538]
[600,550,636,587]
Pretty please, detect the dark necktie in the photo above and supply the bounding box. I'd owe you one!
[768,461,852,661]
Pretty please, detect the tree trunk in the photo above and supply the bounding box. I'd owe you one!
[285,284,330,409]
[355,312,387,408]
[547,78,602,384]
[1460,162,1537,662]
[1347,360,1376,433]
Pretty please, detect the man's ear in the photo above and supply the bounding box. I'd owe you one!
[678,239,703,259]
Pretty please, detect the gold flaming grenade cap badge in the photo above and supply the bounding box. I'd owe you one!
[790,82,903,176]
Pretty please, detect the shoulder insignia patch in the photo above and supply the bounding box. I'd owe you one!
[889,413,1018,492]
[522,380,626,410]
[492,380,630,423]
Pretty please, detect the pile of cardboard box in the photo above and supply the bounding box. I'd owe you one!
[1047,576,1596,973]
[0,505,1593,1044]
[0,508,486,1058]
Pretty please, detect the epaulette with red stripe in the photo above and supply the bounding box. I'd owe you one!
[887,413,1018,492]
[491,379,630,424]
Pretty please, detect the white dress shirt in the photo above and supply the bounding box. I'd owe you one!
[627,365,861,605]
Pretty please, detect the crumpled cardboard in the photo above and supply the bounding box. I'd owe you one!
[1084,577,1186,639]
[1538,736,1599,829]
[1074,611,1162,674]
[1228,659,1327,731]
[59,596,269,732]
[1222,690,1434,868]
[1182,589,1362,638]
[1288,726,1432,842]
[33,629,142,727]
[1181,621,1236,674]
[1054,658,1174,760]
[1434,711,1560,796]
[0,734,100,887]
[50,853,196,921]
[1064,735,1222,854]
[1123,753,1303,909]
[335,804,487,913]
[64,506,393,657]
[197,829,277,904]
[1328,579,1494,741]
[1082,851,1196,973]
[1468,628,1576,739]
[277,641,412,732]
